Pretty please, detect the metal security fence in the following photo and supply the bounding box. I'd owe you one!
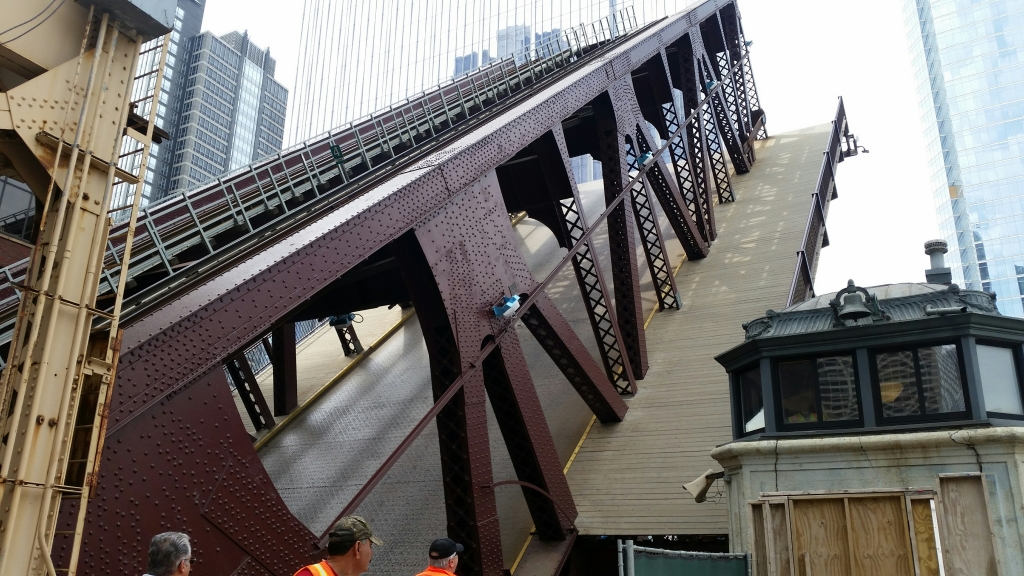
[619,541,750,576]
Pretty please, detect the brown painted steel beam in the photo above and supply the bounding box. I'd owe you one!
[481,336,576,540]
[271,322,298,415]
[726,2,767,140]
[715,12,754,149]
[622,133,681,311]
[686,30,737,204]
[521,295,629,420]
[697,21,752,174]
[537,127,636,394]
[393,229,502,576]
[226,353,276,431]
[672,33,720,237]
[629,52,712,256]
[592,90,648,380]
[609,81,680,310]
[655,49,712,247]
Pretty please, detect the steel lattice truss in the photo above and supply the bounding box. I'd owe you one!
[49,2,767,575]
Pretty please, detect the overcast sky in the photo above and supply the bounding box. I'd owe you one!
[202,0,940,295]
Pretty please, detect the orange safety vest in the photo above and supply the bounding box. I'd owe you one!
[294,561,335,576]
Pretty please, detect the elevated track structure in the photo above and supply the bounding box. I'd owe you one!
[0,1,824,574]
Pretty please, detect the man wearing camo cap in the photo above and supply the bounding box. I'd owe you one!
[292,516,383,576]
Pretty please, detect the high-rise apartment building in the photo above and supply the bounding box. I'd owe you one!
[164,31,288,195]
[905,0,1024,315]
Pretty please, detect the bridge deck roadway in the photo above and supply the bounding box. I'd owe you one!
[252,177,670,574]
[247,125,830,572]
[567,124,833,536]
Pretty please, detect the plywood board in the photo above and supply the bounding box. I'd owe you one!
[911,499,940,576]
[847,497,914,576]
[791,499,851,576]
[752,503,768,576]
[769,503,793,576]
[939,476,997,576]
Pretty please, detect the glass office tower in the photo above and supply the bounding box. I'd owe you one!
[906,0,1024,315]
[164,31,288,196]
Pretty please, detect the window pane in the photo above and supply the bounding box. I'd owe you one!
[977,345,1023,415]
[738,367,763,433]
[817,356,859,421]
[919,345,965,414]
[779,360,819,424]
[876,351,921,418]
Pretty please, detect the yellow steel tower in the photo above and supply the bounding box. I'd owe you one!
[0,1,173,573]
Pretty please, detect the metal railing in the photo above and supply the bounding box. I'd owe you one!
[0,206,35,242]
[244,318,327,375]
[786,97,848,307]
[226,317,328,391]
[0,8,640,350]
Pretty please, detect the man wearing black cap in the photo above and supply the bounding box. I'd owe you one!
[415,538,464,576]
[292,516,383,576]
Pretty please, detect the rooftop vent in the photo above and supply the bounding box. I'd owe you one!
[924,239,952,285]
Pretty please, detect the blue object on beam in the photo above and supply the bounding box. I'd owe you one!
[492,295,521,318]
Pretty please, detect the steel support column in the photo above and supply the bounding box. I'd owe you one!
[726,2,767,139]
[541,127,636,394]
[622,135,680,310]
[335,323,364,356]
[692,48,737,203]
[671,35,719,239]
[608,80,681,309]
[271,322,298,416]
[715,13,754,146]
[226,354,276,431]
[629,55,711,257]
[393,230,502,576]
[659,94,711,245]
[481,336,575,540]
[593,89,648,379]
[697,23,753,173]
[521,295,629,419]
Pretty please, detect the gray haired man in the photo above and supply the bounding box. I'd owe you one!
[415,538,464,576]
[143,532,194,576]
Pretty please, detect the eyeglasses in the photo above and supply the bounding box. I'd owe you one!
[183,557,197,566]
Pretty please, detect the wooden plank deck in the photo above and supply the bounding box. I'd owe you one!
[567,124,834,536]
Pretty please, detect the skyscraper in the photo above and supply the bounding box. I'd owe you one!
[288,1,629,145]
[497,25,532,63]
[535,28,562,57]
[163,31,288,195]
[453,50,492,78]
[905,0,1024,314]
[115,0,205,210]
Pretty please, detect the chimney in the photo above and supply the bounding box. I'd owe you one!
[924,239,952,285]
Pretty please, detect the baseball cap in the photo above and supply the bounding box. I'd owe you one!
[329,516,383,550]
[428,538,464,559]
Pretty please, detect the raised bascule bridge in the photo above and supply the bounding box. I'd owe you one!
[0,1,855,574]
